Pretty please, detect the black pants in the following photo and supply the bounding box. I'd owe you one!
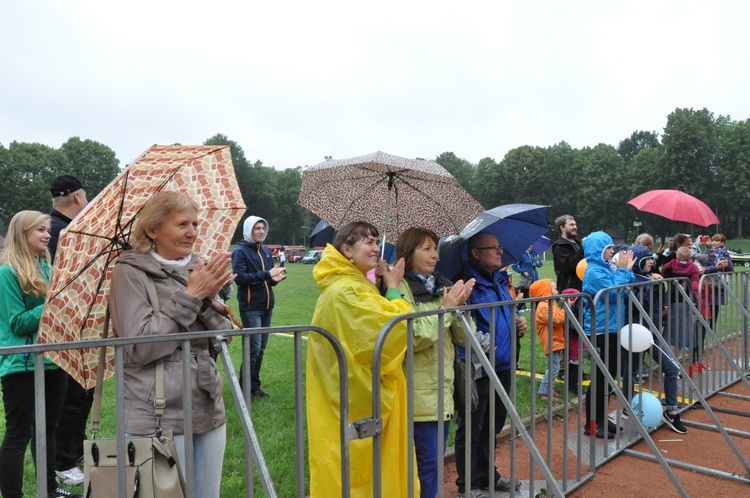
[0,369,67,497]
[584,336,620,425]
[55,372,94,470]
[454,370,512,492]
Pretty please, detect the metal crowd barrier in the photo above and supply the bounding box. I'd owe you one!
[0,325,342,498]
[369,274,750,497]
[4,273,750,497]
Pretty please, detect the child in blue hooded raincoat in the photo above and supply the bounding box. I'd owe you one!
[581,231,635,438]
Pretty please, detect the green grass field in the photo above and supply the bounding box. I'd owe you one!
[4,246,748,495]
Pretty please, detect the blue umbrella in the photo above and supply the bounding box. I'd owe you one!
[532,235,552,255]
[309,220,336,247]
[436,204,549,280]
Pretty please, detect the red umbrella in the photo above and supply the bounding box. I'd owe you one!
[627,189,719,227]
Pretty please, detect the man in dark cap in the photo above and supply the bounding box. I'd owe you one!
[48,174,91,488]
[49,175,90,263]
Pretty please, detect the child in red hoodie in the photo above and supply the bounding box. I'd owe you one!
[530,278,566,401]
[661,246,701,298]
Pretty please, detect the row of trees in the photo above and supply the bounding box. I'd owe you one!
[2,107,749,245]
[435,108,750,240]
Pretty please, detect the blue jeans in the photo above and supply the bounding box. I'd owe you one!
[174,424,226,498]
[622,344,680,411]
[414,420,450,498]
[240,309,272,392]
[538,351,561,396]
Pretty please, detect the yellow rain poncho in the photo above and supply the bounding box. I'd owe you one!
[306,244,418,497]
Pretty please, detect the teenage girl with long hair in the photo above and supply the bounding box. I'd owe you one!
[0,211,72,498]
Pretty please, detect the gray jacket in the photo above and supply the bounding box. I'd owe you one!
[109,251,232,435]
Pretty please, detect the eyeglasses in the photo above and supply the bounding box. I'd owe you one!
[476,245,503,253]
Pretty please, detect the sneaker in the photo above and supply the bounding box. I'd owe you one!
[663,412,688,434]
[466,490,489,498]
[584,422,616,439]
[251,389,270,398]
[55,467,84,486]
[49,488,82,498]
[483,474,522,492]
[606,419,621,433]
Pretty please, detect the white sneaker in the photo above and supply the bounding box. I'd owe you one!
[55,467,84,486]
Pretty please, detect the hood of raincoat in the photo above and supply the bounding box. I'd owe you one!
[583,231,614,270]
[243,215,268,243]
[312,243,377,292]
[529,278,553,298]
[630,244,654,276]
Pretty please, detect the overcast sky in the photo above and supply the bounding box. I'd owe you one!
[2,1,749,170]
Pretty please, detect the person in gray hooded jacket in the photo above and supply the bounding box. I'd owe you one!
[232,216,287,397]
[109,191,234,498]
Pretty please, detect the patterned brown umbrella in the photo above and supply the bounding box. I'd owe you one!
[297,151,483,246]
[38,144,246,389]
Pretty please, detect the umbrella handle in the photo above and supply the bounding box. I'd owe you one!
[207,299,243,329]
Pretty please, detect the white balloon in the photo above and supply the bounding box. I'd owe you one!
[620,323,653,352]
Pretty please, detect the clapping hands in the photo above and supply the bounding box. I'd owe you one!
[269,266,287,283]
[442,278,475,308]
[186,252,236,301]
[376,257,405,290]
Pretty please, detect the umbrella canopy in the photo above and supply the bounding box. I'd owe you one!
[627,189,719,227]
[532,235,552,255]
[38,145,246,389]
[436,204,549,281]
[309,220,336,247]
[297,151,483,245]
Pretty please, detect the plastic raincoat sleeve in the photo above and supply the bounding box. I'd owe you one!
[584,267,634,302]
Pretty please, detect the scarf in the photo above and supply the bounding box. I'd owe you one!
[403,270,454,304]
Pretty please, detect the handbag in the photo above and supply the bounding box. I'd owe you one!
[83,277,186,497]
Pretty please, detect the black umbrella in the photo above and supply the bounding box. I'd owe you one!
[309,220,336,247]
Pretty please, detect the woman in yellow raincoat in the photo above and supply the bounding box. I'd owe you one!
[306,221,417,497]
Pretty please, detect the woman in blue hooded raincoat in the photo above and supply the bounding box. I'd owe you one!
[581,231,635,438]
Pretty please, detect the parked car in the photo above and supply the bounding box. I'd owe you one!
[729,251,750,267]
[301,250,323,264]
